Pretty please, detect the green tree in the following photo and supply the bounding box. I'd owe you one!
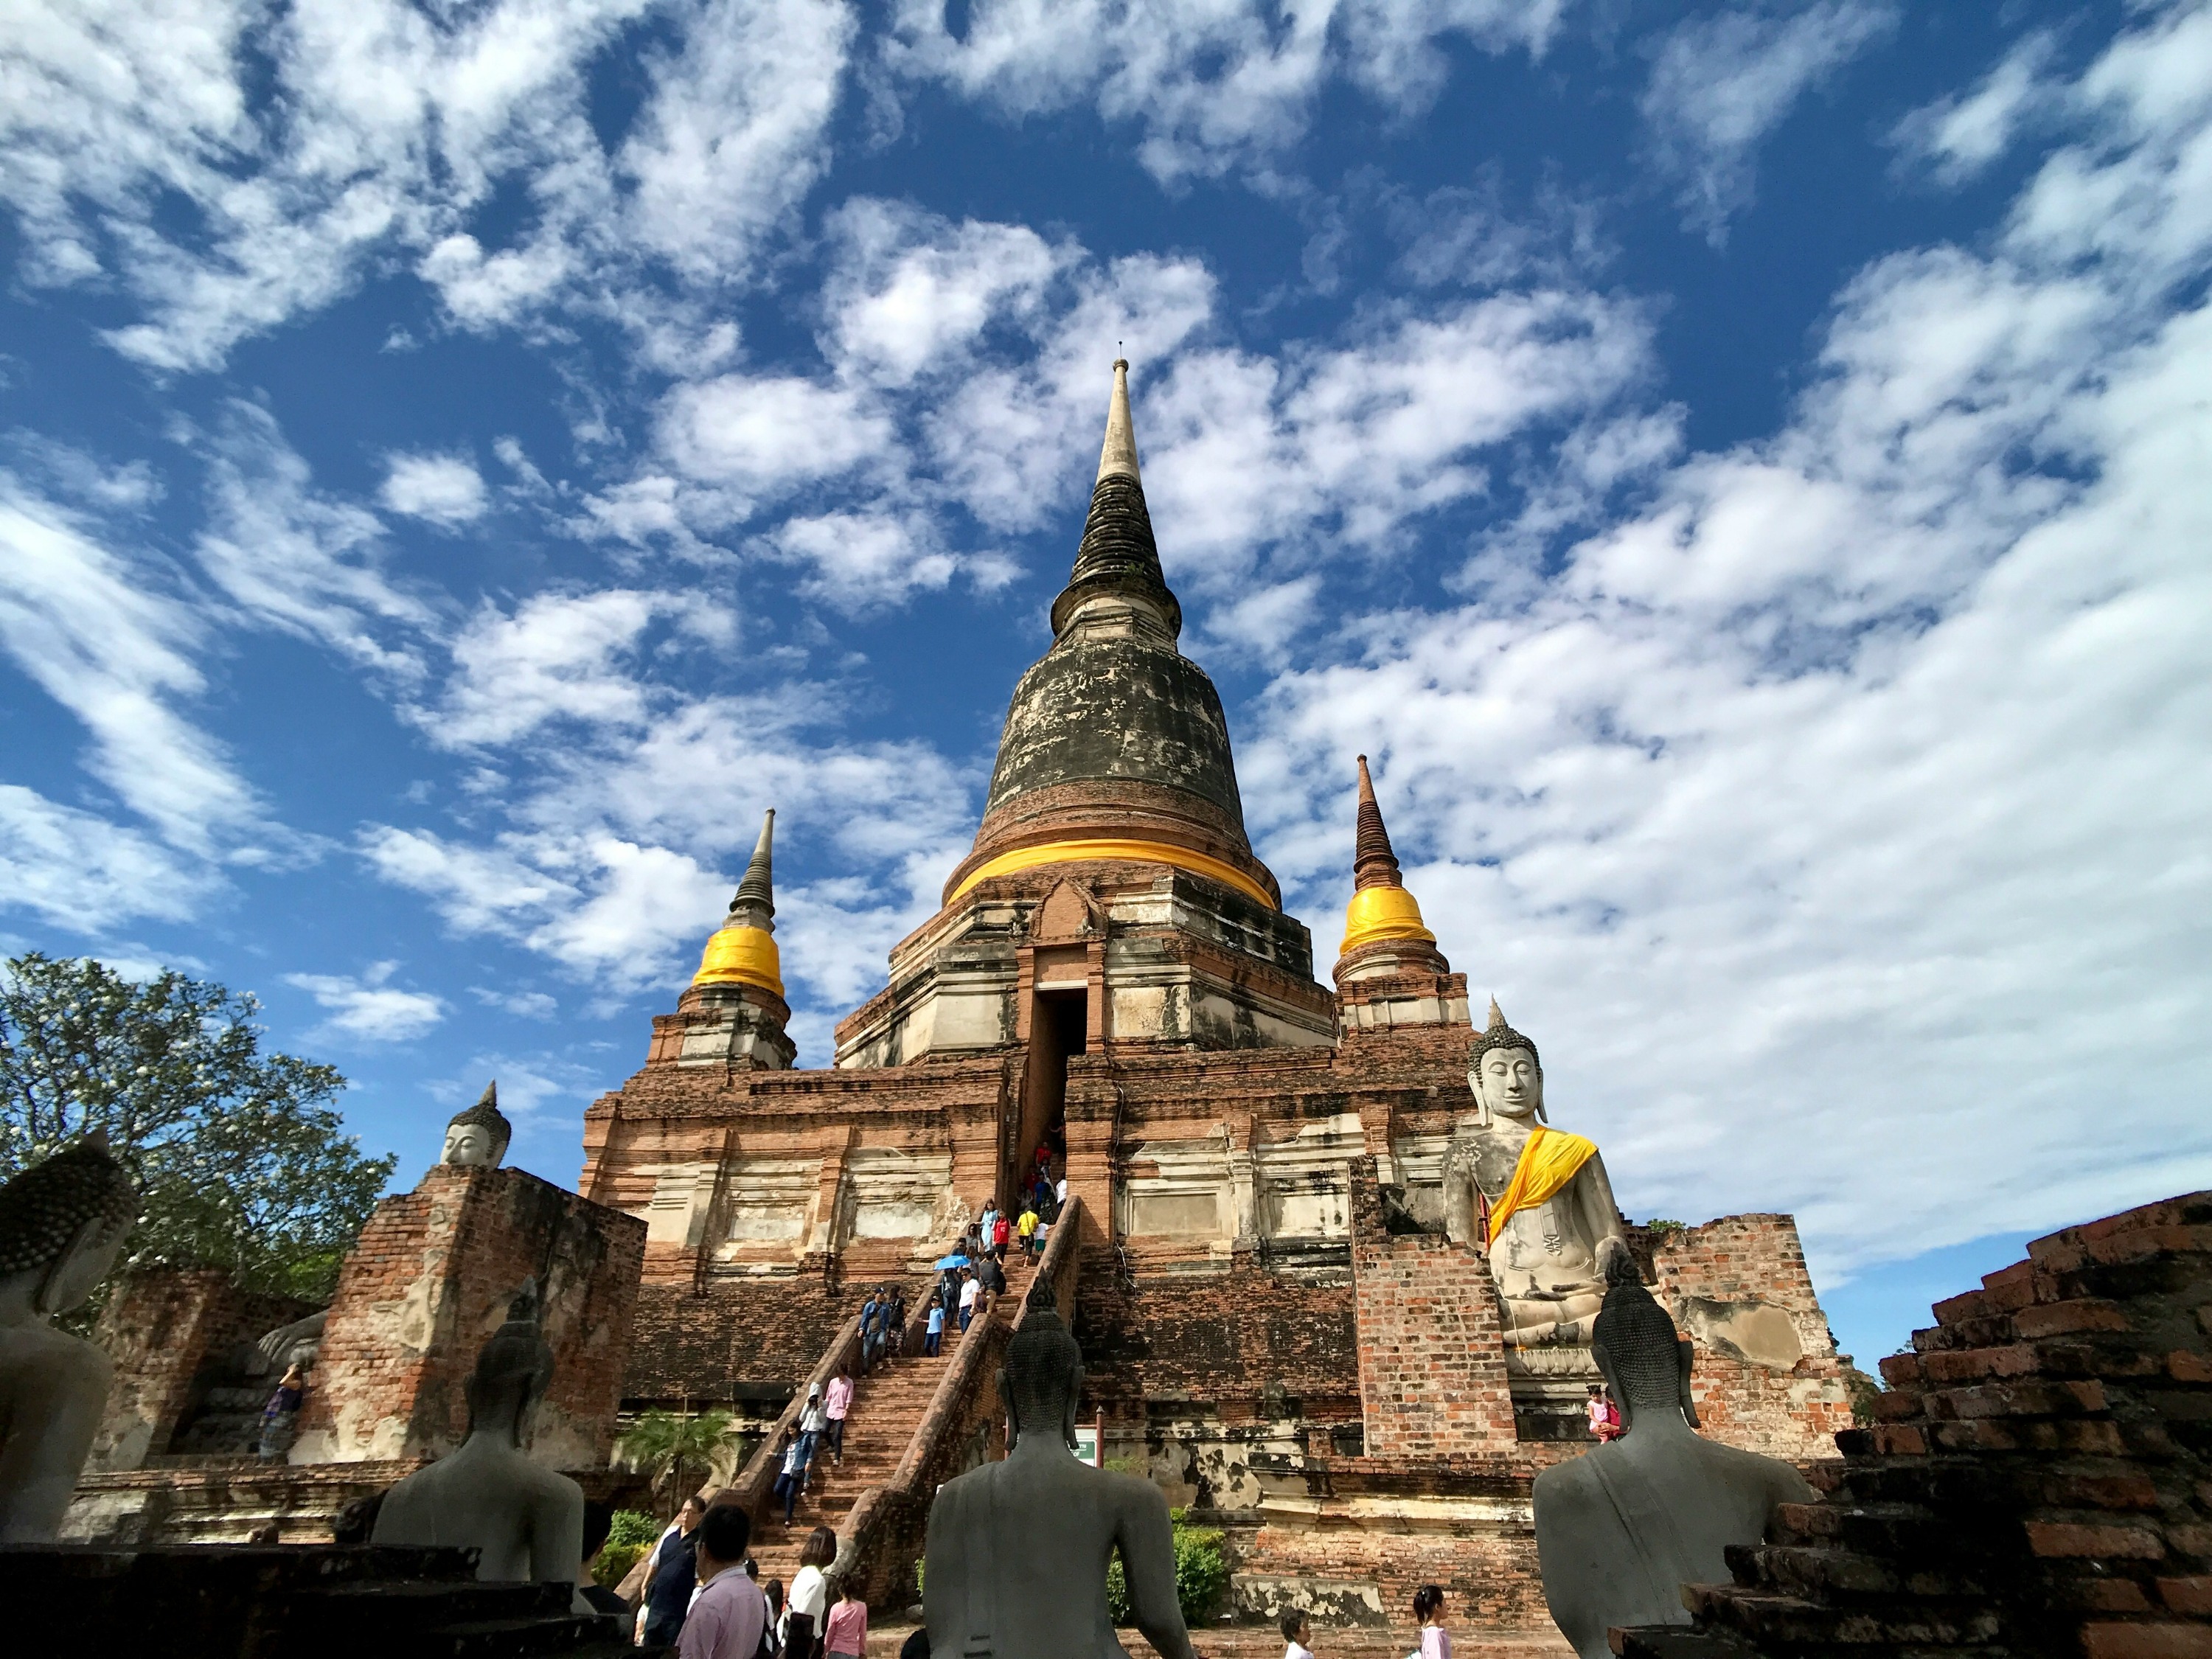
[616,1408,744,1515]
[0,953,397,1303]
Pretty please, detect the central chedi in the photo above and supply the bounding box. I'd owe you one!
[579,358,1851,1632]
[835,357,1334,1071]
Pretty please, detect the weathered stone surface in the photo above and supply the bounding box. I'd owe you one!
[290,1165,643,1470]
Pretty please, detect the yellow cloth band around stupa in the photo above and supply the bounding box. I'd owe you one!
[692,923,785,996]
[1340,883,1436,953]
[948,838,1276,909]
[1487,1126,1597,1246]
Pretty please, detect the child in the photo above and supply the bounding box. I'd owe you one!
[925,1294,946,1356]
[1032,1212,1051,1259]
[1413,1583,1450,1658]
[1281,1607,1315,1659]
[823,1572,868,1658]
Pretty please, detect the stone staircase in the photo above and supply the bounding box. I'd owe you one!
[745,1252,1043,1590]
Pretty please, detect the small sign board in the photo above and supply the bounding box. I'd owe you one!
[1072,1425,1101,1467]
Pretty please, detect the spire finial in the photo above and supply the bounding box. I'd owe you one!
[1487,995,1506,1030]
[1097,357,1141,485]
[1353,754,1403,892]
[729,808,775,932]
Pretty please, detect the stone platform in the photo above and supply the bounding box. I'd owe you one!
[1,1543,650,1657]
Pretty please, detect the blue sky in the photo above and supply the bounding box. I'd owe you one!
[4,0,2208,1369]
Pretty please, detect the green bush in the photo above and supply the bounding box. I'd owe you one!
[1105,1509,1227,1627]
[594,1509,661,1588]
[608,1509,659,1549]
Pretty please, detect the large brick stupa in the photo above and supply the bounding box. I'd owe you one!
[579,361,1854,1625]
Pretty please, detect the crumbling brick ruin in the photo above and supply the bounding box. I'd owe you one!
[1615,1189,2212,1658]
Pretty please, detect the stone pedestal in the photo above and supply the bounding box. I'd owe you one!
[289,1165,644,1469]
[1347,1157,1518,1455]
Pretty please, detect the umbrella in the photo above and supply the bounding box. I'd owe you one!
[933,1253,970,1270]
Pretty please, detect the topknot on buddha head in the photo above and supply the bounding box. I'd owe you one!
[1470,996,1540,1073]
[442,1081,512,1169]
[0,1131,139,1311]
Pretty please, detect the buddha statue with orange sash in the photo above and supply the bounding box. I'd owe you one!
[1442,1002,1627,1345]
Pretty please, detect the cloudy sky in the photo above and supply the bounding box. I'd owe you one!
[4,0,2207,1365]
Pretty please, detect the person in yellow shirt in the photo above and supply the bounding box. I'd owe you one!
[1016,1203,1041,1260]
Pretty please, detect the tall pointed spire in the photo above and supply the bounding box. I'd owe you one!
[1097,357,1141,484]
[1049,359,1181,639]
[1353,754,1402,891]
[729,808,775,933]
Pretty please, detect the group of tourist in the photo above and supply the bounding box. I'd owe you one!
[1270,1585,1450,1658]
[636,1499,868,1659]
[1584,1382,1622,1441]
[765,1362,859,1526]
[857,1284,908,1371]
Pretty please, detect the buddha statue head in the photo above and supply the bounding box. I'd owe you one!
[466,1280,556,1445]
[1468,998,1545,1124]
[1589,1237,1697,1433]
[0,1131,139,1318]
[442,1082,511,1169]
[999,1293,1085,1449]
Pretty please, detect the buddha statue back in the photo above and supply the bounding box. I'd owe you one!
[1533,1240,1815,1657]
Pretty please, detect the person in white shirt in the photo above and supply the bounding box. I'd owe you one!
[1281,1607,1315,1659]
[679,1506,765,1659]
[784,1526,836,1657]
[957,1269,981,1331]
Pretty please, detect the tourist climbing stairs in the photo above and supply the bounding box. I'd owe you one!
[744,1252,1043,1589]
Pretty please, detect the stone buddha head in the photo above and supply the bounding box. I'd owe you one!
[1589,1238,1697,1434]
[0,1132,139,1318]
[467,1280,557,1444]
[1468,999,1545,1125]
[442,1082,512,1169]
[998,1295,1085,1450]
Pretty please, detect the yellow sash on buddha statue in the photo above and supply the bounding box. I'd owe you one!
[1486,1126,1598,1247]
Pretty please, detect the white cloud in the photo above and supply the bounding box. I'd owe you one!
[471,985,558,1020]
[1891,31,2059,185]
[882,0,1565,184]
[195,406,437,677]
[285,961,447,1042]
[0,473,265,856]
[380,451,490,528]
[659,375,893,499]
[430,590,670,746]
[0,0,849,369]
[1242,4,2212,1271]
[619,0,855,282]
[1641,1,1899,244]
[0,785,215,931]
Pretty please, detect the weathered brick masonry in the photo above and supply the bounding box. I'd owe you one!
[291,1164,644,1470]
[1615,1189,2212,1659]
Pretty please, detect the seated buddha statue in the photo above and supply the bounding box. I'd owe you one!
[0,1133,139,1541]
[1441,1001,1628,1345]
[1534,1240,1815,1657]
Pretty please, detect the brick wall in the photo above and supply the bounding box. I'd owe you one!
[1615,1189,2212,1659]
[1348,1157,1517,1455]
[86,1267,319,1470]
[1650,1212,1856,1462]
[291,1164,644,1469]
[623,1277,917,1402]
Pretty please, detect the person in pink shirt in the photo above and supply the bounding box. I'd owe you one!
[824,1364,854,1467]
[1413,1583,1451,1658]
[822,1573,867,1658]
[680,1506,766,1659]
